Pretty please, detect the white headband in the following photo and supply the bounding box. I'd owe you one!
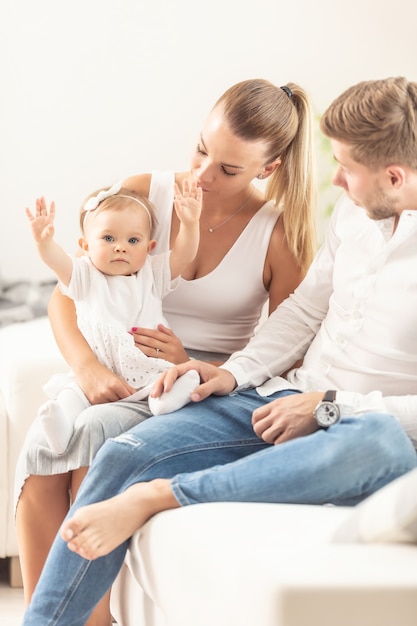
[83,180,153,227]
[83,180,123,212]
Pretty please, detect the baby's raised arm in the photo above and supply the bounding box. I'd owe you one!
[26,197,73,286]
[169,176,202,278]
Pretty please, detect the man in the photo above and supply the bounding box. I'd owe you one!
[22,76,417,626]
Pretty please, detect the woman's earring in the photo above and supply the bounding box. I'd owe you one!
[257,174,264,179]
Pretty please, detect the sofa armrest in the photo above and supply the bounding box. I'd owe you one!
[0,317,68,556]
[0,317,68,439]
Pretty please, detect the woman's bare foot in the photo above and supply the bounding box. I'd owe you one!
[60,479,179,560]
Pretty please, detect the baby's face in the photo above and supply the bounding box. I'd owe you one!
[81,205,155,276]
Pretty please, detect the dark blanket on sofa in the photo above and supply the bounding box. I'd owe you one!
[0,280,57,327]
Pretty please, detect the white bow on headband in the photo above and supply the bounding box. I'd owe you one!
[84,180,123,212]
[83,179,153,228]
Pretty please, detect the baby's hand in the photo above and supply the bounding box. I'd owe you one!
[26,196,56,243]
[173,176,202,225]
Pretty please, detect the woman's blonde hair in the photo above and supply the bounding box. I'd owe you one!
[214,79,317,272]
[320,76,417,170]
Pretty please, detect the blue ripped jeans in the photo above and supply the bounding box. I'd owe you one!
[22,389,417,626]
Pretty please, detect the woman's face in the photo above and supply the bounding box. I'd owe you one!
[190,106,269,200]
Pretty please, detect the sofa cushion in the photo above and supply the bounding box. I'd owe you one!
[111,501,417,626]
[333,467,417,544]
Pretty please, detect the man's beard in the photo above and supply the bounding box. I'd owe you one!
[364,184,399,221]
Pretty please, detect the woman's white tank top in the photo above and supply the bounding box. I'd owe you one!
[150,170,279,357]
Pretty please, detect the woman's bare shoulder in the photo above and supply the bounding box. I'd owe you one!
[122,172,153,196]
[269,215,305,275]
[263,214,305,310]
[122,171,188,197]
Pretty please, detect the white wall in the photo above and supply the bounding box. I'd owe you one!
[1,0,416,282]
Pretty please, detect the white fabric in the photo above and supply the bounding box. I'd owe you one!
[223,195,417,447]
[148,369,200,415]
[83,180,122,212]
[149,170,279,355]
[40,383,89,454]
[58,253,174,388]
[333,466,417,544]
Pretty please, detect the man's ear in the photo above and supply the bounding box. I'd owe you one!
[78,237,89,253]
[386,165,406,189]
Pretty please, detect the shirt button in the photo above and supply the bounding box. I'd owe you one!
[336,336,347,348]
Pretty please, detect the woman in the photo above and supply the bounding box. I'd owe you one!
[15,78,316,626]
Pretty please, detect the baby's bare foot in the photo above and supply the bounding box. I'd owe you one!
[61,479,178,560]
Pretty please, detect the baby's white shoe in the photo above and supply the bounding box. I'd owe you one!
[148,369,200,416]
[40,400,74,455]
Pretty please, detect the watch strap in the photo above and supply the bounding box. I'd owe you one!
[323,390,337,402]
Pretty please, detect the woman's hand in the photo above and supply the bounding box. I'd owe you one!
[150,360,237,402]
[73,360,136,404]
[130,323,189,364]
[251,391,323,445]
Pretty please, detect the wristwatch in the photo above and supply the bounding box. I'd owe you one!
[313,390,340,428]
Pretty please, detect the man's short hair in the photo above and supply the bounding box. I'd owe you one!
[320,77,417,170]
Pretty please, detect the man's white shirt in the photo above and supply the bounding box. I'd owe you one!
[222,195,417,447]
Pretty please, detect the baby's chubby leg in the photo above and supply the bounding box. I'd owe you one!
[148,369,200,416]
[40,383,90,454]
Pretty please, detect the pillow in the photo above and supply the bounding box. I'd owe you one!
[332,467,417,543]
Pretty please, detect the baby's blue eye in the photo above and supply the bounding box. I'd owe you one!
[104,235,113,242]
[129,237,139,244]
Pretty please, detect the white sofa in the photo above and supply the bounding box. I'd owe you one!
[0,316,68,585]
[1,316,417,626]
[110,498,417,626]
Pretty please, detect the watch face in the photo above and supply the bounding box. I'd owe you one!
[315,402,340,427]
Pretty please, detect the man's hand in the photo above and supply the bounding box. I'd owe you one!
[150,360,237,402]
[252,391,324,444]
